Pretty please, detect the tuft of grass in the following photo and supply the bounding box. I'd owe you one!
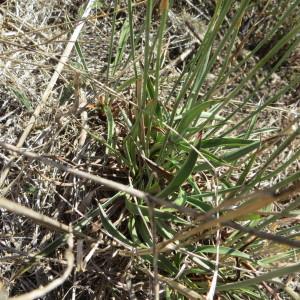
[0,0,300,299]
[97,0,300,298]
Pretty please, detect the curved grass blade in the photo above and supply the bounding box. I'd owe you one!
[174,100,220,140]
[216,263,300,292]
[97,201,133,247]
[196,246,250,260]
[158,135,203,198]
[195,141,260,172]
[104,105,115,154]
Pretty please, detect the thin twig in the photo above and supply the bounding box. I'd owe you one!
[0,196,95,242]
[125,182,300,256]
[145,197,159,300]
[207,178,220,300]
[225,221,300,248]
[141,268,205,300]
[0,141,200,217]
[0,141,146,199]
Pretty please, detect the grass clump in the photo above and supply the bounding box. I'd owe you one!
[0,0,300,299]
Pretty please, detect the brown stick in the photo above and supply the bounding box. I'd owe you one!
[0,141,200,217]
[0,196,95,242]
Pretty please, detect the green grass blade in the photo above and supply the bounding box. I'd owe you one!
[158,137,203,198]
[106,0,118,80]
[112,18,130,75]
[216,263,300,291]
[97,201,134,247]
[11,87,33,112]
[104,105,116,154]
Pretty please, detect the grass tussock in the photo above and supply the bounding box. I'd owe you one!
[0,0,300,299]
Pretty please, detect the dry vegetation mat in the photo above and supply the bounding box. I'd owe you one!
[0,0,300,299]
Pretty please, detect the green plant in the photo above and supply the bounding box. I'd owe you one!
[3,0,299,298]
[94,0,300,298]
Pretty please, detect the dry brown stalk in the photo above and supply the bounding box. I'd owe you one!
[141,268,204,300]
[128,184,300,256]
[225,220,300,248]
[0,140,199,217]
[0,195,95,242]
